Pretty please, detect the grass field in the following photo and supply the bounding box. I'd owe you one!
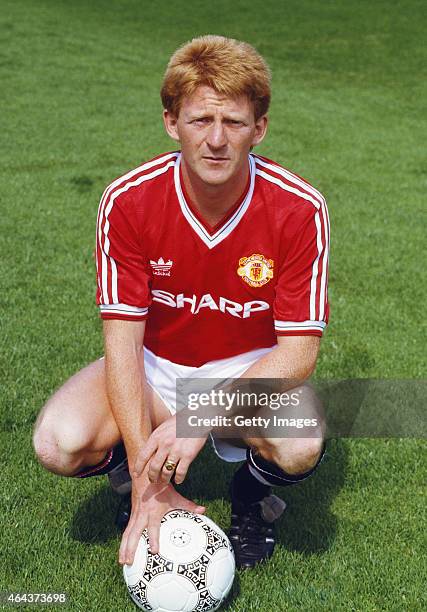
[1,0,426,610]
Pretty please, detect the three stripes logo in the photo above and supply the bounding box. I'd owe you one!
[150,257,173,276]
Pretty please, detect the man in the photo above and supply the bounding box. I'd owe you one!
[33,35,329,570]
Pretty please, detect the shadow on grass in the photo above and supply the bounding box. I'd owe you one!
[180,437,348,556]
[69,437,348,556]
[275,438,347,554]
[69,484,119,544]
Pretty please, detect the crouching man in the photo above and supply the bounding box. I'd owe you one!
[33,34,329,569]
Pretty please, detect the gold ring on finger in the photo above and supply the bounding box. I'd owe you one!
[163,460,177,472]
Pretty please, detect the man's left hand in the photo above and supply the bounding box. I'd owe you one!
[133,414,208,485]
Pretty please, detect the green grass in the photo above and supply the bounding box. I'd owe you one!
[1,0,426,610]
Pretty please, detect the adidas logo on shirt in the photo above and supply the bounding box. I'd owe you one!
[150,257,173,276]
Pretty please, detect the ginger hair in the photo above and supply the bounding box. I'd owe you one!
[161,35,271,120]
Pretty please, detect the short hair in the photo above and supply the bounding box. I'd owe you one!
[161,35,271,120]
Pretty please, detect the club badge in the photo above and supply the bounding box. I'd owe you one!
[237,253,274,287]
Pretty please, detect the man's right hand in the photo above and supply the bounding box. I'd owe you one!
[119,472,206,565]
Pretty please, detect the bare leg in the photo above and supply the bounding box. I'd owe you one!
[33,358,170,476]
[244,383,325,474]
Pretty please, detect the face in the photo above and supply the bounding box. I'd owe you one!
[163,85,268,187]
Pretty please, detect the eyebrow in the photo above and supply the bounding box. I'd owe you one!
[186,111,247,121]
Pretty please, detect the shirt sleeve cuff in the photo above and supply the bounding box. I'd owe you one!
[274,319,326,336]
[99,303,149,321]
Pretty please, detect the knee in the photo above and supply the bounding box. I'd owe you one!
[32,425,61,474]
[258,436,324,476]
[288,437,324,475]
[32,410,88,476]
[32,415,60,471]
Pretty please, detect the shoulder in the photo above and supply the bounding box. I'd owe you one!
[251,153,327,216]
[98,151,179,214]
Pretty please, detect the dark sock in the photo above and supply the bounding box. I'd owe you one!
[231,461,270,505]
[247,445,326,487]
[73,442,127,478]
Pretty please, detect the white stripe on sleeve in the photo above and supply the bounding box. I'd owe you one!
[99,304,148,317]
[274,320,326,333]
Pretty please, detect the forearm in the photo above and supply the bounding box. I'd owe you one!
[215,336,321,421]
[103,320,150,470]
[105,351,150,470]
[241,336,320,383]
[190,337,321,439]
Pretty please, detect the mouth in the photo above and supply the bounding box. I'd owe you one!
[202,156,230,163]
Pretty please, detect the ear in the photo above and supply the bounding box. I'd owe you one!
[251,115,268,147]
[163,109,180,142]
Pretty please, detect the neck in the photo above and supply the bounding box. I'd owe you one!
[180,157,250,226]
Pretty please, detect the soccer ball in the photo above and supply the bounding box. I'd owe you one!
[123,509,235,612]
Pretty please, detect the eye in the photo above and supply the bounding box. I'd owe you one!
[192,117,210,125]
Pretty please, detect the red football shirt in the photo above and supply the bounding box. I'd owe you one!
[96,152,329,367]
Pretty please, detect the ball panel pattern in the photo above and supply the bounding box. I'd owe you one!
[123,510,235,612]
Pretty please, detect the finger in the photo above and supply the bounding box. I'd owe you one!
[173,457,191,485]
[119,528,129,565]
[122,511,148,566]
[119,518,136,564]
[119,518,135,565]
[119,498,146,565]
[147,449,170,484]
[158,455,180,484]
[147,519,160,555]
[134,438,158,476]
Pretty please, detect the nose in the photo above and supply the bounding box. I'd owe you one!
[206,120,227,149]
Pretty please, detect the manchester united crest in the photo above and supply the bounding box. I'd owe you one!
[237,253,274,287]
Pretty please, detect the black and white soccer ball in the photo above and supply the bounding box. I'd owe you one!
[123,509,235,612]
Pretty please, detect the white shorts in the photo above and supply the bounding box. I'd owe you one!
[144,346,275,462]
